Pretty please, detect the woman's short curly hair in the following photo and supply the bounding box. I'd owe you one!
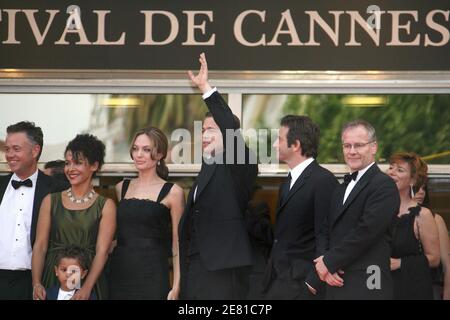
[64,134,106,172]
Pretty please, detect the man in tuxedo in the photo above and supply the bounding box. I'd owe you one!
[0,121,66,299]
[178,53,258,299]
[314,120,400,299]
[263,115,338,299]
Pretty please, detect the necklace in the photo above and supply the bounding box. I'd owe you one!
[66,188,96,204]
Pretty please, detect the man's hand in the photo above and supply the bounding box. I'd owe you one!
[390,258,401,271]
[324,271,344,287]
[188,52,212,94]
[314,255,328,281]
[314,255,344,287]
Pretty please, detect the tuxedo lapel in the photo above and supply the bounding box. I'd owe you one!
[30,170,51,245]
[332,164,380,226]
[194,162,216,201]
[0,173,12,204]
[277,161,314,213]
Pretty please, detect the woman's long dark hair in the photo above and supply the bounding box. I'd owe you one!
[129,127,169,180]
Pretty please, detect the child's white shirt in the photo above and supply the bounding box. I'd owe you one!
[57,288,76,300]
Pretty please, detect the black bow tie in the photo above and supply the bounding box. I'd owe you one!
[11,178,33,189]
[343,171,358,184]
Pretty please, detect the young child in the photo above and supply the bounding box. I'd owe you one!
[46,245,96,300]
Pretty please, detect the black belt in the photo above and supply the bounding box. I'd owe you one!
[0,269,31,277]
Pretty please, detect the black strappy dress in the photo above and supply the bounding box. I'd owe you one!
[109,180,174,299]
[391,205,433,300]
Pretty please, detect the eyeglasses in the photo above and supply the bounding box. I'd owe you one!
[342,141,374,151]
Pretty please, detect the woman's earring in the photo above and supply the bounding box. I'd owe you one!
[410,185,415,198]
[157,160,160,165]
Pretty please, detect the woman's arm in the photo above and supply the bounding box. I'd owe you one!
[415,207,440,267]
[31,194,52,300]
[435,214,450,299]
[115,180,123,202]
[166,184,185,300]
[72,198,117,300]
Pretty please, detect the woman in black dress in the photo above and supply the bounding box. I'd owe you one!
[109,127,185,299]
[387,152,440,299]
[414,183,450,300]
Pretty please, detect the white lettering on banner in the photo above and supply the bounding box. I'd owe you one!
[234,10,267,46]
[55,6,91,45]
[93,10,126,45]
[2,9,20,44]
[22,10,59,45]
[140,10,179,45]
[387,11,421,46]
[182,11,215,45]
[425,10,450,47]
[345,10,385,46]
[0,7,449,47]
[304,11,344,46]
[267,9,303,46]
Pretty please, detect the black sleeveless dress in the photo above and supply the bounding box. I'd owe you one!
[391,205,433,300]
[109,180,173,299]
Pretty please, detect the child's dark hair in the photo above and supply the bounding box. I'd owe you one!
[55,245,89,271]
[65,134,105,173]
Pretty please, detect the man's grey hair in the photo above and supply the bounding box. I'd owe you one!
[341,119,377,142]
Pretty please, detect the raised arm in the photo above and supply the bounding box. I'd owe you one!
[188,53,237,133]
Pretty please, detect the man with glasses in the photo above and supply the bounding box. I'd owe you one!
[314,119,400,299]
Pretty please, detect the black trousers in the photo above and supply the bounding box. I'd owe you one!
[182,254,250,300]
[0,269,32,300]
[263,265,322,300]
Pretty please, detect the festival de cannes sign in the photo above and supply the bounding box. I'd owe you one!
[0,0,449,70]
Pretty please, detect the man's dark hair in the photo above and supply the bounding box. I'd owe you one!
[280,115,320,158]
[7,121,44,160]
[55,245,89,271]
[44,160,65,175]
[65,134,105,172]
[44,160,70,187]
[205,112,241,129]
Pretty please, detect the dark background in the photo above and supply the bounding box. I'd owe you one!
[0,0,449,70]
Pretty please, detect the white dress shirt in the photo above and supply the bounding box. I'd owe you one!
[288,158,315,190]
[57,288,76,300]
[343,162,375,204]
[0,170,38,270]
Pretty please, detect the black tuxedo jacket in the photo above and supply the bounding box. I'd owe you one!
[265,160,338,295]
[321,164,400,299]
[0,170,67,247]
[179,91,258,273]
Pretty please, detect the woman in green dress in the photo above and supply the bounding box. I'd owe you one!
[31,134,116,300]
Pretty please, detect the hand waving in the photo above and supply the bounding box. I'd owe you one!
[188,52,212,94]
